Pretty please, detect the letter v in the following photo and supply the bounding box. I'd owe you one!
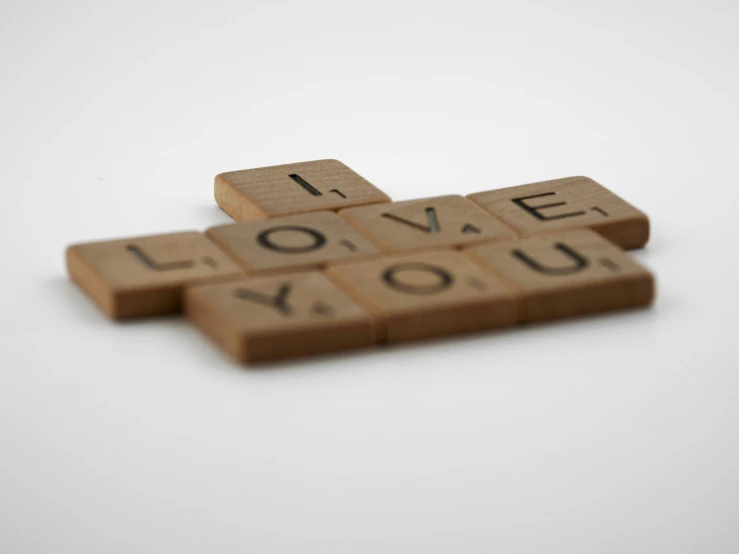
[233,283,294,316]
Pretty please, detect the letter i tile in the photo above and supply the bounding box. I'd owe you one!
[215,159,391,221]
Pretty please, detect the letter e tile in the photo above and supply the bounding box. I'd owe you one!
[467,176,649,249]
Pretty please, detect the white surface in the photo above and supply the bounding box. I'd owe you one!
[1,1,738,552]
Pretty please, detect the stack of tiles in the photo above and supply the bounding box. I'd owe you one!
[67,159,655,363]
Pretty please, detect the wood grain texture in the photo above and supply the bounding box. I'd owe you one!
[325,250,518,344]
[67,232,244,319]
[463,229,654,322]
[186,271,376,363]
[206,211,381,274]
[215,159,391,221]
[467,176,649,249]
[338,195,516,252]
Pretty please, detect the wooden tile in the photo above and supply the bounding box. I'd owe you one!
[206,211,381,274]
[467,176,649,249]
[338,195,516,252]
[186,271,376,363]
[326,250,518,343]
[215,159,391,221]
[67,232,244,319]
[464,229,654,322]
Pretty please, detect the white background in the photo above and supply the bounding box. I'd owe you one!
[1,1,738,552]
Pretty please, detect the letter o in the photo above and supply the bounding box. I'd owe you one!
[382,262,453,295]
[257,226,327,254]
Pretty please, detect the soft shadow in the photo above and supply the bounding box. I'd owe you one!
[628,233,672,261]
[53,273,666,378]
[51,275,191,330]
[189,204,236,228]
[52,275,112,324]
[241,302,664,374]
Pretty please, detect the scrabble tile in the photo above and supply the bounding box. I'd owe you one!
[215,159,391,221]
[326,250,518,343]
[206,211,381,274]
[186,271,376,363]
[67,232,244,319]
[464,229,654,322]
[338,195,516,252]
[467,176,649,249]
